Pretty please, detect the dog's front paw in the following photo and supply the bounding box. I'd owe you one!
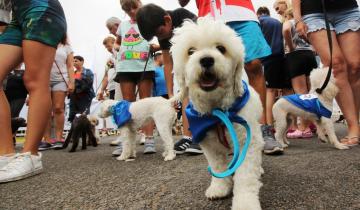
[206,180,232,200]
[280,142,288,148]
[334,143,349,150]
[232,192,261,210]
[318,137,328,143]
[117,154,130,161]
[163,151,176,161]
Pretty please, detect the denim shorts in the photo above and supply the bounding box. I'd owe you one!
[302,8,360,35]
[0,0,67,48]
[227,21,271,63]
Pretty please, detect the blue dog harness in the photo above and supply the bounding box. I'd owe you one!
[186,81,250,144]
[186,81,252,178]
[283,94,332,119]
[110,100,132,128]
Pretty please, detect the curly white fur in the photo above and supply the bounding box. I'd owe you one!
[99,96,180,161]
[273,67,348,150]
[171,17,264,210]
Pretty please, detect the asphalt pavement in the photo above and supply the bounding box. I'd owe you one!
[1,123,359,210]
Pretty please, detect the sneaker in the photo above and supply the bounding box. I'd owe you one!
[38,141,53,151]
[261,125,284,155]
[286,129,303,139]
[139,133,146,145]
[0,152,43,183]
[144,138,156,154]
[52,141,64,150]
[174,138,192,154]
[110,137,121,146]
[112,143,123,156]
[301,128,313,138]
[0,154,16,169]
[185,143,203,155]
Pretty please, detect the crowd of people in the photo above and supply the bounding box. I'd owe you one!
[0,0,359,185]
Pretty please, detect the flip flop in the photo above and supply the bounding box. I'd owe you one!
[340,136,359,147]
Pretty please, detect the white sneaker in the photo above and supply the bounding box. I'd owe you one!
[0,154,16,169]
[110,137,122,146]
[0,152,43,183]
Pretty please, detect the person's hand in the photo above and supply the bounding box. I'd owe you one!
[150,44,159,53]
[295,20,308,41]
[68,81,75,93]
[97,92,104,101]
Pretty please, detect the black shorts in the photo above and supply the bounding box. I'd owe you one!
[286,50,318,79]
[263,55,292,89]
[113,71,155,84]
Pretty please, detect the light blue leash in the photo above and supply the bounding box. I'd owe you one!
[207,109,252,178]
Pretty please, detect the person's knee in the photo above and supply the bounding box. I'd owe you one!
[23,74,48,92]
[331,56,347,74]
[347,60,360,83]
[245,60,263,81]
[53,106,64,115]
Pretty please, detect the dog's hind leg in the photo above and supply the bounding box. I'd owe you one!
[320,118,349,150]
[200,132,233,200]
[69,131,81,152]
[87,128,98,147]
[232,128,263,210]
[81,131,87,150]
[155,117,176,161]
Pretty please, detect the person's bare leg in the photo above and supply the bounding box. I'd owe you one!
[22,40,56,155]
[52,91,67,141]
[0,44,22,155]
[337,31,360,125]
[181,97,192,137]
[138,79,154,136]
[43,117,52,142]
[245,59,266,124]
[266,88,276,125]
[308,30,359,137]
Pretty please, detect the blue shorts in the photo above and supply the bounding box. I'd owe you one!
[0,0,67,48]
[227,21,271,63]
[303,8,360,35]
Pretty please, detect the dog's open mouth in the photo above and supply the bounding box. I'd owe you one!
[199,72,219,91]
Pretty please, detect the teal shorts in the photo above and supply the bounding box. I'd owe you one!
[0,0,66,48]
[227,21,271,63]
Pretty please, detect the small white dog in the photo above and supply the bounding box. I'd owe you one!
[171,18,264,210]
[273,68,348,150]
[98,96,179,161]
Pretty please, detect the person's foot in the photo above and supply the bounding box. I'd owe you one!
[0,152,43,183]
[110,137,121,146]
[52,140,65,150]
[112,143,123,157]
[143,138,156,154]
[286,129,313,139]
[185,143,203,155]
[38,141,53,151]
[0,154,16,169]
[340,136,359,147]
[301,128,313,138]
[262,125,284,155]
[174,138,192,154]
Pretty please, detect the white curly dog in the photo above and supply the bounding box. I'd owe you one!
[273,67,349,150]
[98,96,179,161]
[171,18,264,210]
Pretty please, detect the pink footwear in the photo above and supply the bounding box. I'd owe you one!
[301,128,313,138]
[286,129,303,139]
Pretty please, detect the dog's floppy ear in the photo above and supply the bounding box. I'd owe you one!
[233,59,244,97]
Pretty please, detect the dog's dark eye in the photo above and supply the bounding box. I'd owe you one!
[188,47,196,56]
[216,45,226,54]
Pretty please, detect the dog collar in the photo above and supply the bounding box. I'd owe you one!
[111,100,132,128]
[186,81,250,144]
[283,94,332,119]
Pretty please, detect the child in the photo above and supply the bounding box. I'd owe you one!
[112,0,156,156]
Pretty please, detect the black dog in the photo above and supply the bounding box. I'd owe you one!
[62,114,98,152]
[11,117,27,144]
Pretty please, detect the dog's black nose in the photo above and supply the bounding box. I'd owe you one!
[200,56,214,69]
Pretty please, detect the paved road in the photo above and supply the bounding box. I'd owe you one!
[1,124,359,210]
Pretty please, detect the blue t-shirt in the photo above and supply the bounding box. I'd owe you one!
[283,94,332,119]
[153,66,167,97]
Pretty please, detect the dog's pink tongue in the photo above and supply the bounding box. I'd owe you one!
[200,80,217,87]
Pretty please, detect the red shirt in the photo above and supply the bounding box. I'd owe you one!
[196,0,258,22]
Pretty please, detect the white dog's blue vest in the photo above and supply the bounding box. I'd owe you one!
[283,94,332,119]
[186,81,250,144]
[111,100,132,128]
